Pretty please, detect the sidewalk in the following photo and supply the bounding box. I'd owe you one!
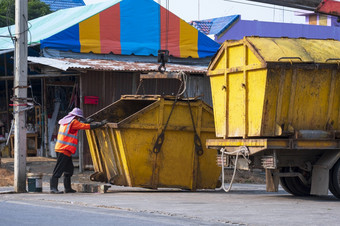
[0,181,268,194]
[0,156,97,193]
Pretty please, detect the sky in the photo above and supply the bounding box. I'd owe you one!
[83,0,307,24]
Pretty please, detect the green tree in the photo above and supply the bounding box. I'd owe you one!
[0,0,51,27]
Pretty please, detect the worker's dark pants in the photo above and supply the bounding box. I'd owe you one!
[52,152,74,178]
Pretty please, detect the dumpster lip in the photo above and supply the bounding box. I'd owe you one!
[121,95,161,101]
[113,98,214,130]
[87,96,160,128]
[87,95,214,132]
[121,94,205,102]
[96,96,214,131]
[107,122,119,129]
[87,95,159,120]
[88,95,211,122]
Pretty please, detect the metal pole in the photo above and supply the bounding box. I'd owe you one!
[14,0,28,193]
[43,78,48,156]
[4,54,10,134]
[5,80,9,137]
[79,76,84,173]
[40,78,44,156]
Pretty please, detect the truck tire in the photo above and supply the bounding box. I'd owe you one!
[279,176,294,195]
[329,159,340,199]
[280,167,311,196]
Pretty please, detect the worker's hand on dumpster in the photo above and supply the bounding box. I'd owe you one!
[90,120,107,130]
[85,118,94,123]
[101,119,108,125]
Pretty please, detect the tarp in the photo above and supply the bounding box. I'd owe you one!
[0,0,219,58]
[0,1,118,50]
[41,0,220,58]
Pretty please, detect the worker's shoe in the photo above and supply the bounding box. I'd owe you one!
[64,176,76,193]
[64,188,76,193]
[50,177,63,194]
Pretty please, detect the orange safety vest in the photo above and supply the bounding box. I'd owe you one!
[55,119,90,156]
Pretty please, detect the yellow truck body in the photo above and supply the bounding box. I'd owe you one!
[208,37,340,138]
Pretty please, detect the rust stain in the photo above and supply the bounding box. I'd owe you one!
[29,57,207,74]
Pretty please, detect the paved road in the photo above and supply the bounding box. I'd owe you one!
[0,199,216,226]
[0,184,339,226]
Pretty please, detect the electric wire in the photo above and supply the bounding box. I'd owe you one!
[1,0,33,44]
[28,79,41,106]
[23,14,32,46]
[5,0,15,44]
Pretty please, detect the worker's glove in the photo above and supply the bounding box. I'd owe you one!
[79,118,94,123]
[85,118,94,123]
[90,119,108,129]
[101,119,108,125]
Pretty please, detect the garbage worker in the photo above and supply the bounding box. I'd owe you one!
[50,107,107,194]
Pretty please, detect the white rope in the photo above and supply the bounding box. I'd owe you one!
[216,146,250,192]
[178,71,187,97]
[12,102,34,114]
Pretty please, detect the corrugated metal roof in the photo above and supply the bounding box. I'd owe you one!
[190,21,213,35]
[190,15,240,36]
[41,0,85,11]
[27,57,207,73]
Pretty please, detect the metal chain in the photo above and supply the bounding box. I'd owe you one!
[184,76,204,156]
[152,74,185,153]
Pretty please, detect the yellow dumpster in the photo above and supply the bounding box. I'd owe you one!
[208,37,340,138]
[85,95,220,190]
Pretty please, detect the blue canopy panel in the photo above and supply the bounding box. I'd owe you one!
[41,24,80,52]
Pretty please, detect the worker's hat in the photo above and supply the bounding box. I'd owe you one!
[69,108,84,118]
[58,108,85,125]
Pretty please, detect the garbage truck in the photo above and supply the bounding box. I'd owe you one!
[206,37,340,198]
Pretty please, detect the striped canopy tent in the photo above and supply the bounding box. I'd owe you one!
[0,0,220,58]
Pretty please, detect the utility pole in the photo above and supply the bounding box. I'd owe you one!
[14,0,28,193]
